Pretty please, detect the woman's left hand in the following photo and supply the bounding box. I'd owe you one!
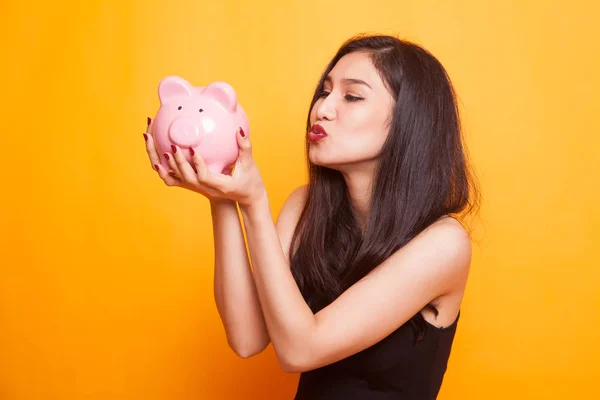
[170,127,267,207]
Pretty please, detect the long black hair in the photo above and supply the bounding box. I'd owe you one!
[289,34,481,342]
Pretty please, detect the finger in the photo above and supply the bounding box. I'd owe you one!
[154,163,181,186]
[235,127,253,166]
[166,151,226,197]
[190,148,211,181]
[162,151,182,178]
[202,169,232,191]
[170,145,200,183]
[145,119,183,181]
[190,150,232,190]
[144,129,162,171]
[230,157,242,177]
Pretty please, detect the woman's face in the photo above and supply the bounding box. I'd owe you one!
[308,51,395,170]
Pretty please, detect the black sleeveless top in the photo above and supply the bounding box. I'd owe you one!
[293,311,460,399]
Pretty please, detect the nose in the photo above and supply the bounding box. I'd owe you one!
[315,94,337,121]
[168,118,204,147]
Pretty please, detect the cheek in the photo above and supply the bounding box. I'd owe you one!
[309,104,318,124]
[337,123,389,159]
[345,136,385,157]
[312,134,383,164]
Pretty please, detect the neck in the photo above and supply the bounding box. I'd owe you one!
[340,164,376,232]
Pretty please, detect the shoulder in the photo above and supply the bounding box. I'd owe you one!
[409,215,472,293]
[415,216,472,321]
[370,216,471,295]
[284,184,309,206]
[275,185,309,260]
[277,184,308,223]
[426,215,471,250]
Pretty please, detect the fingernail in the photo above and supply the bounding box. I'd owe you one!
[143,133,148,142]
[154,164,159,171]
[240,127,245,137]
[190,148,195,156]
[171,145,177,153]
[147,117,152,127]
[164,153,170,161]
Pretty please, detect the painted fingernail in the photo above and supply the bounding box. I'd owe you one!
[190,148,195,156]
[154,164,159,171]
[164,153,170,161]
[171,145,177,153]
[143,133,148,142]
[147,117,152,126]
[240,127,245,137]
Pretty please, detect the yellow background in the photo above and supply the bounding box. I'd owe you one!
[1,0,599,398]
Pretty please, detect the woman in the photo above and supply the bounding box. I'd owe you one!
[143,34,481,399]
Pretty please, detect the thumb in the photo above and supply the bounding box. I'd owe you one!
[235,127,252,164]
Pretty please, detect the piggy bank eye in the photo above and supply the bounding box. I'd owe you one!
[199,109,204,113]
[178,106,182,110]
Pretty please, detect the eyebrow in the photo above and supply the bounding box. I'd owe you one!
[324,76,372,89]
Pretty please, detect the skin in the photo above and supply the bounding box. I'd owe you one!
[142,51,471,372]
[308,51,395,229]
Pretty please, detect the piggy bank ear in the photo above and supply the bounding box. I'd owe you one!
[201,82,238,112]
[158,76,195,103]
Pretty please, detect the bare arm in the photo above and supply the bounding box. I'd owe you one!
[211,199,269,358]
[239,192,471,373]
[144,122,279,359]
[212,184,307,358]
[154,130,471,374]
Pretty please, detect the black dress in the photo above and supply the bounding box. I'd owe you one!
[293,311,460,399]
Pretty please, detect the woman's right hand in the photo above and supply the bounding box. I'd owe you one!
[143,117,234,200]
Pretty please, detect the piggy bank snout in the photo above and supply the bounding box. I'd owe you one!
[168,118,206,147]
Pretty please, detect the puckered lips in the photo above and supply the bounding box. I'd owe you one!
[308,123,328,143]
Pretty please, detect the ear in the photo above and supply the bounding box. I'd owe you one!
[158,76,194,104]
[201,82,238,112]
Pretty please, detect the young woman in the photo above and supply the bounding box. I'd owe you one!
[143,34,481,399]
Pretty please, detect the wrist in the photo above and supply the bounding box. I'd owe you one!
[239,189,270,219]
[209,198,237,213]
[210,197,235,205]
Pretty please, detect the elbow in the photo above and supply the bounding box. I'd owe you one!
[276,348,311,374]
[229,339,269,359]
[280,360,303,374]
[234,347,260,359]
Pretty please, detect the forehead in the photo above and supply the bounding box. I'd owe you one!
[325,52,383,88]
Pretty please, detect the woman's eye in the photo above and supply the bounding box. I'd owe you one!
[317,91,363,102]
[345,94,363,102]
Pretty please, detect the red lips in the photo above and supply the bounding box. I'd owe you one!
[308,124,327,143]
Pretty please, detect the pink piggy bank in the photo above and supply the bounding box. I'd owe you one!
[151,76,250,174]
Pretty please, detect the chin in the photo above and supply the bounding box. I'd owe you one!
[308,153,348,171]
[308,147,333,168]
[309,157,335,170]
[308,140,381,169]
[309,151,379,174]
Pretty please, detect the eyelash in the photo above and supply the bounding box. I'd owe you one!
[318,91,363,102]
